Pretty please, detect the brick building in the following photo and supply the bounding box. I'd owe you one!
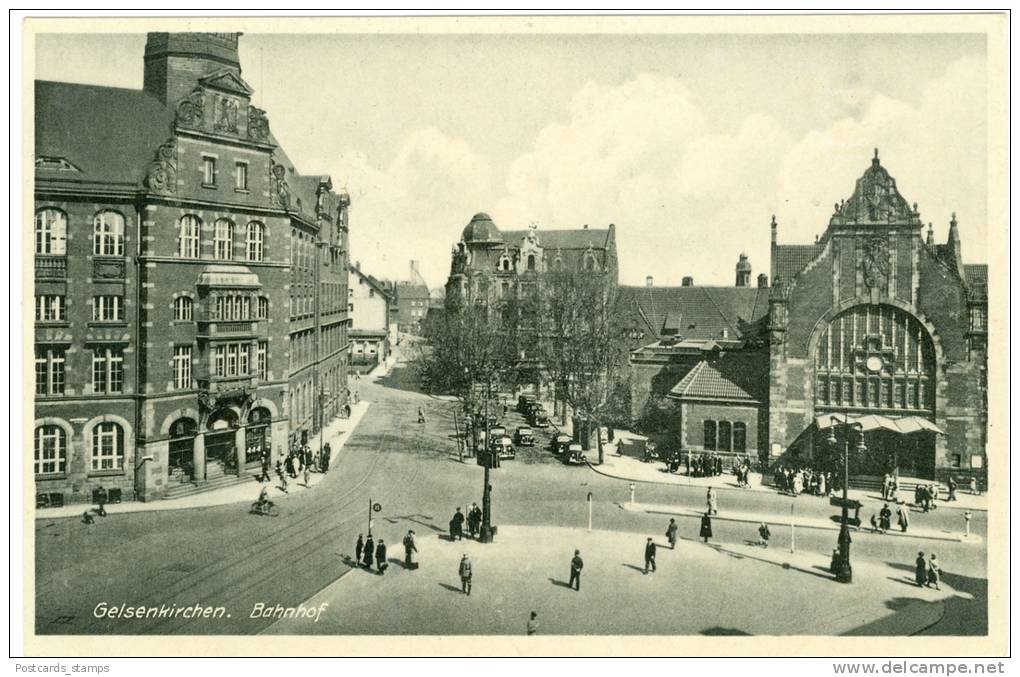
[394,260,430,335]
[33,32,351,505]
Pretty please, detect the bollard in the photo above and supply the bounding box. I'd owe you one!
[964,511,972,538]
[629,483,635,506]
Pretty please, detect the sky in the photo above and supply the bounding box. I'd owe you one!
[35,31,988,289]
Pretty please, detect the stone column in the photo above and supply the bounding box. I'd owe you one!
[235,425,247,476]
[193,433,206,482]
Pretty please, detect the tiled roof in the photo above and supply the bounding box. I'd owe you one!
[964,264,987,289]
[396,282,430,299]
[618,285,769,343]
[35,81,174,189]
[667,358,761,403]
[351,264,393,300]
[502,228,612,250]
[773,244,823,284]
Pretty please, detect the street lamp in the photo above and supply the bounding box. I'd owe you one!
[827,415,866,584]
[480,372,494,543]
[318,387,330,468]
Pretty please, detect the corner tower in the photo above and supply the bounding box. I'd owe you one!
[143,32,243,105]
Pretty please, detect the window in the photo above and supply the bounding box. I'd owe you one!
[950,454,962,469]
[92,347,124,394]
[91,422,124,471]
[215,295,251,321]
[93,210,125,256]
[235,161,248,191]
[35,347,65,396]
[35,295,65,322]
[257,341,268,380]
[214,219,235,260]
[35,209,67,255]
[246,222,264,262]
[257,297,269,320]
[92,296,124,322]
[527,255,536,271]
[174,297,193,321]
[178,215,201,258]
[202,156,216,186]
[214,343,250,377]
[34,426,67,475]
[971,307,987,332]
[173,345,192,390]
[733,422,747,453]
[703,420,717,451]
[718,421,732,452]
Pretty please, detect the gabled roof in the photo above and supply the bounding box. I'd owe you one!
[502,228,612,250]
[618,285,769,343]
[667,359,761,404]
[964,264,987,290]
[397,282,430,299]
[350,263,393,300]
[35,81,174,190]
[772,243,824,284]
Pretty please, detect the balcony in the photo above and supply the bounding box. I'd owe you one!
[197,320,258,339]
[35,256,66,280]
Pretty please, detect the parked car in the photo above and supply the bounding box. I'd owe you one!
[515,426,535,446]
[491,435,516,460]
[552,434,573,454]
[489,425,507,440]
[564,443,586,465]
[529,408,550,428]
[518,394,537,413]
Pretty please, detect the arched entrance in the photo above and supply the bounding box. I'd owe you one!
[168,417,198,481]
[206,409,239,473]
[812,303,938,478]
[245,407,272,464]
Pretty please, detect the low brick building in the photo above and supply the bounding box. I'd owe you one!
[33,32,351,505]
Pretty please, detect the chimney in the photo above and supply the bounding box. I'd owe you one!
[757,273,769,288]
[682,276,694,287]
[645,276,654,287]
[410,260,419,274]
[143,32,243,105]
[582,224,589,229]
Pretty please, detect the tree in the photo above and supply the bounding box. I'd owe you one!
[538,269,625,463]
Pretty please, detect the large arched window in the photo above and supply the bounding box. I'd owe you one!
[34,425,67,475]
[93,210,125,256]
[703,420,717,451]
[35,209,67,255]
[246,221,265,262]
[814,304,936,412]
[214,219,235,260]
[178,215,201,258]
[91,422,125,471]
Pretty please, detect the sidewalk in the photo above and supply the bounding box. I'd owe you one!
[593,447,988,512]
[623,500,982,544]
[35,400,372,519]
[261,524,965,637]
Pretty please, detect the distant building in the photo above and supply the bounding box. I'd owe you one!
[349,263,393,373]
[32,32,351,505]
[394,260,430,335]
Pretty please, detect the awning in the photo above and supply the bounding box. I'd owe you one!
[815,413,944,435]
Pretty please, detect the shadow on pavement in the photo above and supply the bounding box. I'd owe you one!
[548,578,572,589]
[438,583,463,594]
[620,563,646,574]
[385,514,444,533]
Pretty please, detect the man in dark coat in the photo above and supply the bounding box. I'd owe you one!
[643,538,657,574]
[95,485,108,517]
[459,554,472,595]
[450,507,465,541]
[569,550,584,591]
[665,518,678,549]
[375,539,387,575]
[363,535,375,569]
[879,503,892,532]
[700,512,713,543]
[947,477,958,501]
[915,551,927,587]
[355,534,364,563]
[468,503,482,539]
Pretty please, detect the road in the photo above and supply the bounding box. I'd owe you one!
[34,364,987,635]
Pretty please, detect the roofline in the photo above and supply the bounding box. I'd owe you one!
[666,393,761,405]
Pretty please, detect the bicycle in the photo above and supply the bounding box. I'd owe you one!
[250,500,279,517]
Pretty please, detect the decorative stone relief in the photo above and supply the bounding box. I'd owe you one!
[144,138,177,195]
[247,105,270,142]
[269,159,290,210]
[175,87,205,129]
[862,236,889,290]
[214,96,239,133]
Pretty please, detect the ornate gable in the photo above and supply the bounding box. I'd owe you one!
[198,69,254,96]
[830,149,921,227]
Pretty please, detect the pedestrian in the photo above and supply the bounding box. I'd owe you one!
[706,486,718,515]
[81,511,94,525]
[869,513,879,533]
[527,611,539,636]
[459,554,473,595]
[569,549,584,591]
[665,518,678,549]
[355,534,364,563]
[450,507,465,541]
[700,512,713,543]
[927,554,941,590]
[963,511,973,538]
[947,477,958,502]
[363,535,375,569]
[897,506,910,533]
[95,485,108,517]
[644,537,657,574]
[375,539,388,575]
[970,476,979,495]
[468,503,482,539]
[882,473,891,501]
[403,530,419,570]
[879,503,892,533]
[321,442,331,472]
[915,551,927,587]
[418,405,426,424]
[259,453,271,482]
[758,522,771,548]
[303,464,311,487]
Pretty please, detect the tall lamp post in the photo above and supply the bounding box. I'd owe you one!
[480,373,494,543]
[318,387,330,466]
[827,415,866,584]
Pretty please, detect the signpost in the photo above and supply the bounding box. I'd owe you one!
[368,499,382,536]
[587,492,593,532]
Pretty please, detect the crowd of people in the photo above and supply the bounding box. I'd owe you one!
[353,529,420,575]
[448,503,484,541]
[773,466,836,497]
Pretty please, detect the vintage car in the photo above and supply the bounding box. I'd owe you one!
[491,435,516,460]
[518,394,538,413]
[515,426,535,446]
[489,425,507,440]
[529,408,550,428]
[551,434,573,454]
[564,443,586,465]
